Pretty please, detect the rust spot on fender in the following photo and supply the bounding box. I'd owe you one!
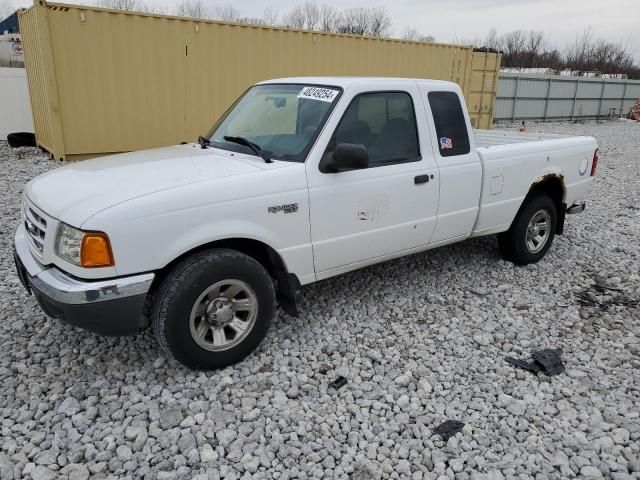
[529,173,565,193]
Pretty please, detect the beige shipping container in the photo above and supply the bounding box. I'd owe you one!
[19,1,500,160]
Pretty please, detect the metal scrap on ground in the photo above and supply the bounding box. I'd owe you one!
[576,291,638,310]
[329,376,348,390]
[433,420,465,441]
[594,278,622,292]
[505,348,565,376]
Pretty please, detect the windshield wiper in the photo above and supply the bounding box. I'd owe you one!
[223,136,272,163]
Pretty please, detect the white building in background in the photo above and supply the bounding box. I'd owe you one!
[0,66,34,140]
[0,32,24,68]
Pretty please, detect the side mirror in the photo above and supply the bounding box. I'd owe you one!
[321,143,369,173]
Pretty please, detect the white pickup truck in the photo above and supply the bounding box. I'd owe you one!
[14,77,599,369]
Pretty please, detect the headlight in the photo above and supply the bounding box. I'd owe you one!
[56,223,83,265]
[55,223,114,268]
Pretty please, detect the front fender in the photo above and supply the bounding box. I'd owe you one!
[164,219,282,268]
[82,186,315,282]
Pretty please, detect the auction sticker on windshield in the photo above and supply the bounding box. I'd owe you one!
[297,86,339,102]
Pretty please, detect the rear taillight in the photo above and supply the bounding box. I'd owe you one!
[591,149,599,176]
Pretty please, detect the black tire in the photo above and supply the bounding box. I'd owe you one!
[7,132,36,148]
[152,249,276,370]
[498,194,557,265]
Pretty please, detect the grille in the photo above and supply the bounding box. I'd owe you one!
[24,205,47,254]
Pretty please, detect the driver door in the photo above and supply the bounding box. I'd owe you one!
[306,83,440,278]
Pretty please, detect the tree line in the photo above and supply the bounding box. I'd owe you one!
[3,0,637,79]
[474,28,640,79]
[90,0,437,43]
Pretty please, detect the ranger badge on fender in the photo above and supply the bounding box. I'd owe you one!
[268,203,299,214]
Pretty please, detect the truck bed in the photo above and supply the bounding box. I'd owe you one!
[470,128,597,237]
[474,129,572,149]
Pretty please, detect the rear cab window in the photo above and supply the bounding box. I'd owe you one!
[428,91,470,157]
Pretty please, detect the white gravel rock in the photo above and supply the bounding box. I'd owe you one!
[57,397,81,416]
[1,121,639,478]
[394,374,412,387]
[580,465,604,478]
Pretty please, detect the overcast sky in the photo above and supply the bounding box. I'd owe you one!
[8,0,640,62]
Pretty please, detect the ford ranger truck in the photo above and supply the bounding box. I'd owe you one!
[13,77,598,369]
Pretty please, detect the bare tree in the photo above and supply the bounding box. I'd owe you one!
[402,26,435,43]
[174,0,209,18]
[97,0,148,12]
[0,0,15,20]
[471,27,640,79]
[524,30,546,67]
[145,2,169,14]
[565,30,638,76]
[212,3,241,22]
[282,1,323,30]
[282,5,306,29]
[319,4,338,32]
[301,1,319,30]
[337,8,369,35]
[278,3,390,37]
[367,6,390,37]
[483,28,500,50]
[262,5,279,26]
[335,6,390,37]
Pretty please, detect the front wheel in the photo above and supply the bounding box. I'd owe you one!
[152,249,276,369]
[498,194,557,265]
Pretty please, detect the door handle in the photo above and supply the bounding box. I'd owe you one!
[414,175,429,184]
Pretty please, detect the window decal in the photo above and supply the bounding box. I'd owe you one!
[297,87,339,103]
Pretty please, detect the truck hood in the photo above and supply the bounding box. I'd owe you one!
[25,145,274,227]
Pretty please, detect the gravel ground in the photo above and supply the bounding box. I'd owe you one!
[1,120,639,480]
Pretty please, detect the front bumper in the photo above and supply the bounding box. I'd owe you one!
[13,224,155,336]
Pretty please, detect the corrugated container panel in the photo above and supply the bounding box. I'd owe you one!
[471,51,499,72]
[498,77,517,97]
[515,78,548,98]
[49,8,190,154]
[573,99,599,116]
[600,98,624,114]
[514,98,545,119]
[626,84,640,99]
[467,50,500,129]
[19,1,500,159]
[544,99,572,119]
[494,73,640,122]
[550,80,577,99]
[19,6,53,151]
[577,81,603,99]
[494,98,514,119]
[603,82,625,98]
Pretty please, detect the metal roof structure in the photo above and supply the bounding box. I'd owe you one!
[0,12,19,34]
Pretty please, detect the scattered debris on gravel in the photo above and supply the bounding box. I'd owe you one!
[505,348,565,376]
[1,120,639,479]
[433,420,465,442]
[328,376,348,391]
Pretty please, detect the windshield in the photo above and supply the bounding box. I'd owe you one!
[207,84,342,162]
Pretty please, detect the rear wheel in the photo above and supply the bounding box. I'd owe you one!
[498,194,557,265]
[152,249,276,369]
